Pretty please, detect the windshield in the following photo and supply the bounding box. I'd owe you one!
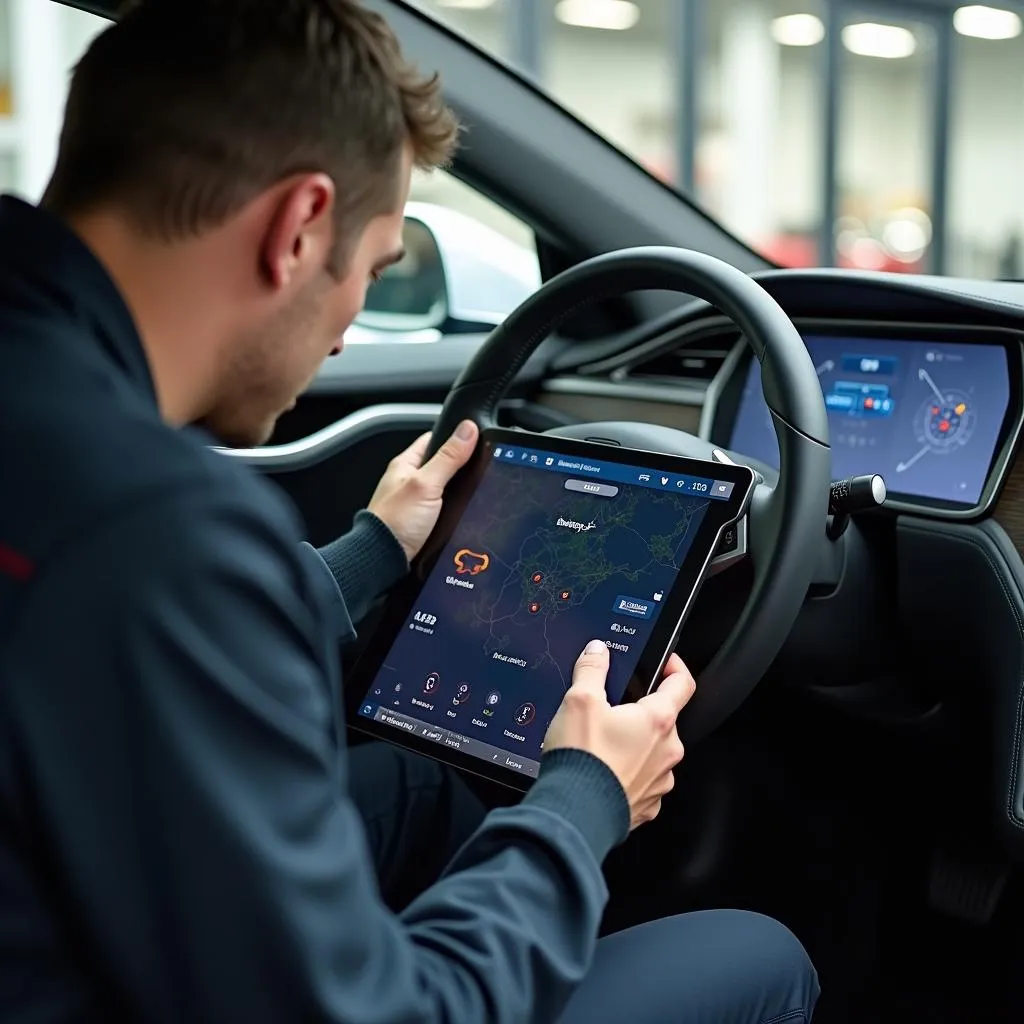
[417,0,1024,279]
[7,1,1020,285]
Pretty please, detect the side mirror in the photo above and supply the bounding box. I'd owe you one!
[351,203,540,344]
[356,216,449,336]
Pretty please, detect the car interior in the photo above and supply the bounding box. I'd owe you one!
[61,0,1024,1020]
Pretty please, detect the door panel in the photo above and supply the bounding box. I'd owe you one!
[269,331,566,444]
[239,406,443,546]
[255,395,581,545]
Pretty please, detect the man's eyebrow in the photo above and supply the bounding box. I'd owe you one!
[374,248,406,272]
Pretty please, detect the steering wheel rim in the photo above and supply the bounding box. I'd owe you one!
[428,246,831,741]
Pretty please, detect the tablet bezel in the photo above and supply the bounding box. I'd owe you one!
[345,428,755,790]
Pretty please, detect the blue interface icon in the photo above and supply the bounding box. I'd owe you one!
[612,595,655,619]
[825,381,894,417]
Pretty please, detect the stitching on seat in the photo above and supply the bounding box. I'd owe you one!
[902,523,1024,830]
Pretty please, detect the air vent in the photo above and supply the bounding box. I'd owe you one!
[625,347,728,385]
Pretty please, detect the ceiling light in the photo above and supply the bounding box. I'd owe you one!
[883,212,931,261]
[953,5,1022,39]
[771,13,825,46]
[841,22,917,58]
[554,0,640,31]
[435,0,496,8]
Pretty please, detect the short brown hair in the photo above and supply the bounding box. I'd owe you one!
[43,0,459,265]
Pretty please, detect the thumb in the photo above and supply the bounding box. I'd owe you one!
[570,639,611,699]
[418,420,479,489]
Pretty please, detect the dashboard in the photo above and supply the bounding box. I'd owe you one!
[726,328,1019,514]
[546,316,1024,521]
[532,298,1024,859]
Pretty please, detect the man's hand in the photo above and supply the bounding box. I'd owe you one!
[544,641,695,831]
[367,420,479,563]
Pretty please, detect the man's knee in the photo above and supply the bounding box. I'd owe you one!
[565,909,819,1024]
[704,910,820,1020]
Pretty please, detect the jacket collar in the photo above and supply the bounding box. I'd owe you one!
[0,194,156,405]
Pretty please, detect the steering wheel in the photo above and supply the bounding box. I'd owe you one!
[427,247,830,742]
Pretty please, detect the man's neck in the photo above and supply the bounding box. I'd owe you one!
[66,210,231,426]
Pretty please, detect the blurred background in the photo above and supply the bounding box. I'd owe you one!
[3,0,1024,288]
[410,0,1024,279]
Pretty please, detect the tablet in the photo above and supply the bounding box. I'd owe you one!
[347,428,755,790]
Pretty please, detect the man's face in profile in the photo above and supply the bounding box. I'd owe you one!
[204,151,412,448]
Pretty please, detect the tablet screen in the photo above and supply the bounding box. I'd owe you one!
[353,432,750,783]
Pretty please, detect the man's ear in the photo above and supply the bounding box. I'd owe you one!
[259,173,336,290]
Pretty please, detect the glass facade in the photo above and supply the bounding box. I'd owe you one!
[5,0,1024,280]
[415,0,1024,278]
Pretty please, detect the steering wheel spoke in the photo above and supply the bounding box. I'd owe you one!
[708,514,747,576]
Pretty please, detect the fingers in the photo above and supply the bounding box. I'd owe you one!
[633,796,664,828]
[569,639,611,698]
[657,660,696,707]
[662,652,685,678]
[631,769,678,829]
[639,663,696,721]
[397,431,432,468]
[417,420,479,488]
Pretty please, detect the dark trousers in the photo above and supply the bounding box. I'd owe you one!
[350,743,821,1024]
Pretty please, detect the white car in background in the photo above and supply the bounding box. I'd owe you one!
[348,200,541,344]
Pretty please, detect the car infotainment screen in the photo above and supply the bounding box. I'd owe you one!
[348,429,753,787]
[729,335,1011,507]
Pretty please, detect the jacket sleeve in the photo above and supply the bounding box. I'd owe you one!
[315,509,409,628]
[4,482,628,1024]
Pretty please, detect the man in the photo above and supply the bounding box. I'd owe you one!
[0,1,819,1021]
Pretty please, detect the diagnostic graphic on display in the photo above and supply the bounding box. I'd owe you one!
[729,336,1010,505]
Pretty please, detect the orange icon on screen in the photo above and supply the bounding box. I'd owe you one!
[454,548,490,575]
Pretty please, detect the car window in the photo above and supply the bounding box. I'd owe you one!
[416,0,1024,280]
[351,170,538,343]
[0,2,107,201]
[4,3,538,346]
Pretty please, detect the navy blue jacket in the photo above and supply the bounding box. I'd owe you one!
[0,197,629,1023]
